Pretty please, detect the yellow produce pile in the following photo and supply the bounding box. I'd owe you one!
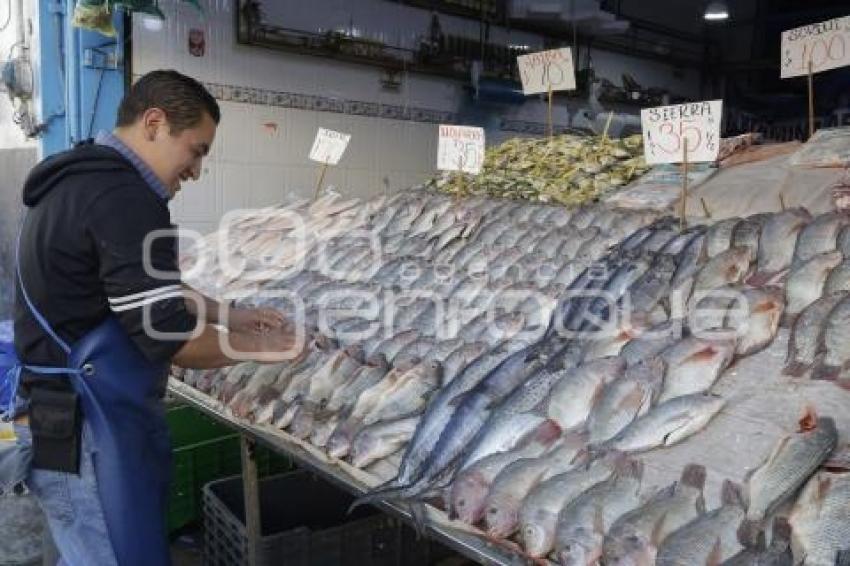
[427,134,649,206]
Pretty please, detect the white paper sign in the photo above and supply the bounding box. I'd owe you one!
[437,125,485,175]
[309,127,351,165]
[517,48,576,95]
[781,16,850,79]
[641,100,723,165]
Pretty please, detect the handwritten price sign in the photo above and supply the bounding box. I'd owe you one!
[517,48,576,95]
[641,100,723,165]
[309,127,351,165]
[781,16,850,79]
[437,125,485,175]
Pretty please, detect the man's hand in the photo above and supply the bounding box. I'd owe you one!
[227,307,286,334]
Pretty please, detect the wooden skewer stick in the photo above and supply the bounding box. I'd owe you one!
[680,138,689,231]
[808,59,815,140]
[779,192,787,211]
[547,84,554,140]
[602,111,614,141]
[313,162,329,202]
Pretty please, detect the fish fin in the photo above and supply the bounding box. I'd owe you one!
[531,419,564,445]
[771,517,792,543]
[752,300,779,314]
[688,345,719,363]
[613,457,644,483]
[589,380,607,409]
[721,480,745,508]
[737,519,765,549]
[592,504,606,535]
[681,464,707,490]
[347,480,415,513]
[745,271,772,287]
[782,360,809,378]
[798,405,819,432]
[695,491,707,515]
[811,363,840,382]
[705,537,722,566]
[837,378,850,392]
[649,512,668,547]
[835,549,850,566]
[409,501,429,538]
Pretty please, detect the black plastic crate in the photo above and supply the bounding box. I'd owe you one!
[202,471,440,566]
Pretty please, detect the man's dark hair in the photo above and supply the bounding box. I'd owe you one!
[116,70,220,132]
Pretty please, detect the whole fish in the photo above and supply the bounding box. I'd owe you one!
[620,320,685,367]
[784,292,847,377]
[349,416,421,469]
[745,409,838,522]
[691,246,752,299]
[669,231,708,302]
[361,361,442,426]
[812,293,850,381]
[792,211,850,268]
[322,354,390,416]
[628,253,679,315]
[706,217,741,258]
[213,362,260,403]
[554,459,644,566]
[585,356,665,444]
[658,333,735,402]
[483,432,587,538]
[789,470,850,566]
[519,455,618,558]
[228,361,292,418]
[656,481,749,566]
[824,259,850,295]
[602,392,725,453]
[544,357,626,431]
[727,286,785,357]
[603,464,707,566]
[784,251,843,324]
[449,419,562,525]
[752,208,811,284]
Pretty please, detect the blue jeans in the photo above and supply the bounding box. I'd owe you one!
[0,424,118,566]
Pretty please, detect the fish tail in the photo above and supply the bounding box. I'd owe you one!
[811,363,839,382]
[347,481,418,513]
[779,311,797,329]
[737,518,765,550]
[782,360,809,378]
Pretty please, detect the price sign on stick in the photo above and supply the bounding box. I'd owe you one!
[781,16,850,79]
[641,100,723,165]
[309,127,351,165]
[517,48,576,95]
[437,125,485,175]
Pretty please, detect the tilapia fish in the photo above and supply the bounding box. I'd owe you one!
[706,218,741,259]
[519,456,618,558]
[790,470,850,566]
[723,517,793,566]
[784,292,848,377]
[658,333,735,402]
[449,419,562,525]
[656,481,748,566]
[784,251,843,325]
[751,208,811,284]
[483,432,587,538]
[602,392,725,454]
[792,211,850,268]
[690,246,752,304]
[554,459,644,566]
[745,410,838,522]
[812,293,850,381]
[349,416,421,469]
[585,356,664,444]
[603,464,707,566]
[726,286,785,356]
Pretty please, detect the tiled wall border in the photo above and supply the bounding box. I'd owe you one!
[159,77,564,134]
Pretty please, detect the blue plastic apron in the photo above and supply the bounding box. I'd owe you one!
[12,231,172,566]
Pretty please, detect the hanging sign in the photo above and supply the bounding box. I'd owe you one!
[437,125,485,175]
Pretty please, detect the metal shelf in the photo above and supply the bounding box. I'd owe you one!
[167,378,533,566]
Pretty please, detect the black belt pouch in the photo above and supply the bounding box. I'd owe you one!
[29,385,82,474]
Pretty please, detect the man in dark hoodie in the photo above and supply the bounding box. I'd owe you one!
[3,70,298,565]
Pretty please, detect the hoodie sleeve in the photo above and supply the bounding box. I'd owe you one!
[86,184,198,364]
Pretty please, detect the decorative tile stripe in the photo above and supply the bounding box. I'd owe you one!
[135,75,557,134]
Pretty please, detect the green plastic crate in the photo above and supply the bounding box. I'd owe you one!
[167,404,291,534]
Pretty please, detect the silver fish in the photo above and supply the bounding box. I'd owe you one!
[789,470,850,566]
[792,211,850,268]
[554,458,644,566]
[603,464,707,566]
[656,481,748,566]
[349,416,421,469]
[784,251,843,324]
[753,208,811,282]
[784,292,848,377]
[745,410,838,522]
[706,218,741,258]
[602,392,726,453]
[658,333,735,403]
[812,293,850,381]
[544,357,626,431]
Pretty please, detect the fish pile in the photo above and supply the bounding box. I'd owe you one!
[425,134,649,206]
[177,189,850,565]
